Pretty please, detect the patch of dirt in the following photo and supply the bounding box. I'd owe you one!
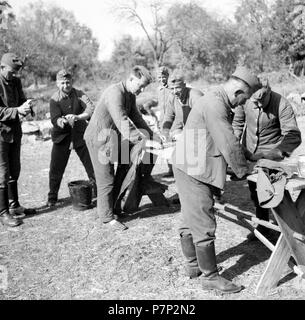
[1,135,305,300]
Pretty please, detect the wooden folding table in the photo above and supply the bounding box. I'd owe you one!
[246,173,305,295]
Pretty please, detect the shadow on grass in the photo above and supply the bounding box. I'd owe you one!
[23,197,97,219]
[218,239,298,289]
[217,240,270,281]
[118,195,180,223]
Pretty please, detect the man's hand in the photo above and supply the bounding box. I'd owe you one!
[145,139,162,150]
[64,114,79,128]
[57,117,68,129]
[262,148,285,161]
[160,131,170,143]
[17,100,33,116]
[171,129,182,141]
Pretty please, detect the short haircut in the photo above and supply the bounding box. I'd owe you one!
[131,65,153,84]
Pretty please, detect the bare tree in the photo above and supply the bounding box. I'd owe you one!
[113,0,172,68]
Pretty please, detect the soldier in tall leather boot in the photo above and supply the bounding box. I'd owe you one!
[0,186,21,227]
[195,243,242,293]
[8,180,36,218]
[172,67,261,294]
[0,52,37,225]
[180,234,223,279]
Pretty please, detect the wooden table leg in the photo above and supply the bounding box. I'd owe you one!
[271,191,305,267]
[255,234,291,296]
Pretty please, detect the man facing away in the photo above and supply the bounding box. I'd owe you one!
[84,66,162,232]
[172,66,261,293]
[232,79,301,241]
[47,69,96,207]
[0,52,37,227]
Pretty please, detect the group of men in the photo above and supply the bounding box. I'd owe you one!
[0,51,302,294]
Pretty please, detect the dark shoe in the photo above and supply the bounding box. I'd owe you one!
[0,212,22,227]
[196,243,242,294]
[163,171,174,178]
[9,206,36,218]
[201,273,243,293]
[46,200,57,208]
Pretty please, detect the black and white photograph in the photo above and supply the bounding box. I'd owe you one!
[1,0,305,304]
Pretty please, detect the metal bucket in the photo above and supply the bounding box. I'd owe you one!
[297,155,305,178]
[68,180,92,211]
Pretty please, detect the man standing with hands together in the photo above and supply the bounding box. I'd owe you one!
[0,53,36,227]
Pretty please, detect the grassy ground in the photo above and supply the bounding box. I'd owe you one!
[1,116,305,300]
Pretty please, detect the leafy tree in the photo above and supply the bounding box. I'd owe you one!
[165,2,245,80]
[113,0,172,68]
[108,35,155,80]
[234,0,273,72]
[2,1,100,85]
[270,0,305,75]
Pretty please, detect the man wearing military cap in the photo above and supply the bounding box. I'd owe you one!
[0,52,37,227]
[156,66,171,125]
[46,69,96,207]
[171,66,261,293]
[233,78,301,241]
[160,69,203,177]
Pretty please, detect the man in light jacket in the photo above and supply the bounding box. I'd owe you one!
[172,66,261,294]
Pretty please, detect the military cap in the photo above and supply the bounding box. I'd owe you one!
[232,66,261,90]
[1,53,23,71]
[256,167,286,209]
[56,69,72,81]
[157,66,169,76]
[168,70,185,85]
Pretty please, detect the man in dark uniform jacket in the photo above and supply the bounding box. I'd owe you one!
[84,65,162,231]
[0,53,36,227]
[233,80,301,241]
[47,70,96,207]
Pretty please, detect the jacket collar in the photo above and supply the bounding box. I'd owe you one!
[0,74,13,85]
[58,87,75,100]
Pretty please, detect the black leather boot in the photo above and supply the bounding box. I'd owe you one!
[0,186,21,227]
[180,234,202,279]
[8,180,36,217]
[195,243,243,294]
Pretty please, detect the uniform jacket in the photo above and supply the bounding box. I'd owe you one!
[157,85,172,126]
[232,91,301,155]
[50,87,95,148]
[162,87,203,134]
[172,86,248,190]
[84,81,153,163]
[0,75,26,143]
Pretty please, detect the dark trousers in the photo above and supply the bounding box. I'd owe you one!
[248,180,270,221]
[86,143,129,223]
[48,138,95,201]
[173,166,217,247]
[0,138,21,186]
[0,138,21,212]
